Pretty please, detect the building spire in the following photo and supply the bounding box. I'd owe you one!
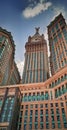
[35,27,40,34]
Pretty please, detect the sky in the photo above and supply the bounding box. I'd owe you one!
[0,0,67,77]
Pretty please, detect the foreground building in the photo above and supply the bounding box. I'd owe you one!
[0,66,67,130]
[48,13,67,75]
[0,13,67,130]
[0,27,20,86]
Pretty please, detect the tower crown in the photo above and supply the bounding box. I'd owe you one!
[35,27,40,34]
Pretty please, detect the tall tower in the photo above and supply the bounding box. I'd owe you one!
[48,13,67,75]
[22,28,49,84]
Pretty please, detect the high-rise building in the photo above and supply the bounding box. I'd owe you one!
[0,27,20,86]
[48,13,67,75]
[0,14,67,130]
[22,27,49,84]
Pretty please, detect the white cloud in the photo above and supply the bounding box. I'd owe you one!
[22,0,52,18]
[16,61,24,77]
[44,29,50,57]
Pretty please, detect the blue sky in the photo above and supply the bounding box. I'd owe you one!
[0,0,67,75]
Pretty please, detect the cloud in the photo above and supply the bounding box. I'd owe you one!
[44,29,50,57]
[22,0,52,18]
[16,61,24,77]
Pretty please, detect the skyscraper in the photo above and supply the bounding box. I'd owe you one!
[48,13,67,75]
[0,27,20,86]
[22,27,49,84]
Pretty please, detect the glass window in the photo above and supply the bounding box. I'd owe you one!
[58,123,61,128]
[24,124,26,130]
[40,104,43,108]
[35,110,38,115]
[29,124,32,130]
[52,123,55,129]
[50,103,53,107]
[46,123,49,129]
[45,104,48,108]
[64,123,67,128]
[35,117,38,122]
[25,110,28,115]
[46,109,48,114]
[30,117,32,122]
[30,104,33,108]
[35,104,38,108]
[61,102,64,107]
[55,103,58,107]
[40,110,43,115]
[40,123,44,129]
[35,123,38,129]
[51,109,54,114]
[30,110,33,116]
[25,105,28,109]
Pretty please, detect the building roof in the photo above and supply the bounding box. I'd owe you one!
[0,27,15,52]
[47,13,64,28]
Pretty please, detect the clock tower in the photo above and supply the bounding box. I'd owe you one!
[22,28,49,83]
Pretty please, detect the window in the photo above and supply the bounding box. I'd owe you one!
[55,23,59,30]
[58,123,61,128]
[24,124,26,130]
[57,115,60,121]
[64,123,67,128]
[25,110,28,116]
[29,124,32,130]
[46,123,49,129]
[35,104,38,108]
[52,123,55,129]
[25,105,28,109]
[35,117,38,122]
[55,103,58,107]
[40,110,43,115]
[40,123,44,129]
[50,103,53,107]
[51,116,54,121]
[46,116,49,122]
[30,104,33,108]
[46,109,48,114]
[35,123,38,129]
[40,104,43,108]
[61,102,64,107]
[35,110,38,115]
[21,105,24,109]
[30,110,33,116]
[51,109,54,114]
[62,108,65,113]
[58,33,62,39]
[30,117,32,122]
[40,116,43,122]
[56,108,59,114]
[45,104,48,108]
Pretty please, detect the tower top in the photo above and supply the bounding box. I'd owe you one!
[35,27,40,34]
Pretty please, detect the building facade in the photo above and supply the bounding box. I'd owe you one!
[22,27,49,84]
[0,66,67,130]
[18,66,67,130]
[48,13,67,75]
[0,27,20,86]
[0,86,21,130]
